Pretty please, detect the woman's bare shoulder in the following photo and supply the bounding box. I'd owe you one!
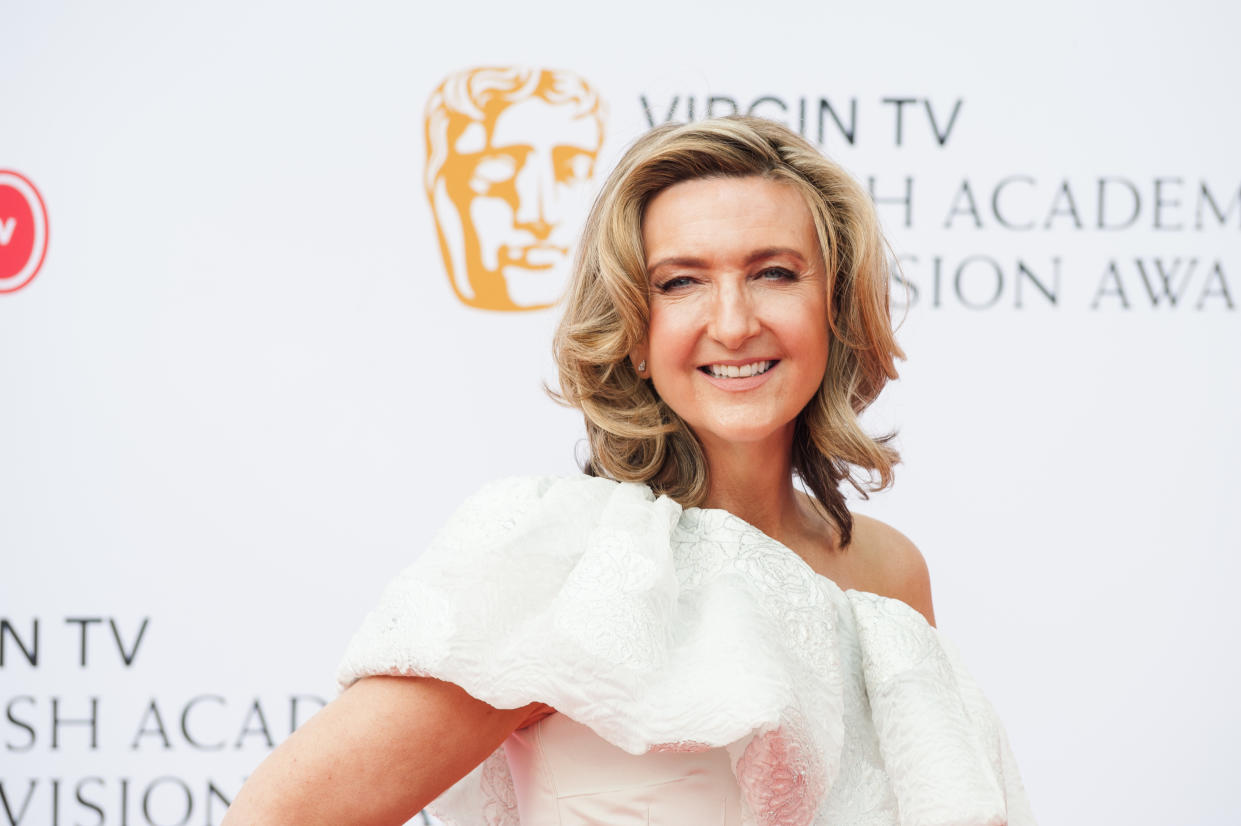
[848,514,937,628]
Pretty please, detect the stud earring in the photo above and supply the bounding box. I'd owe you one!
[638,360,646,373]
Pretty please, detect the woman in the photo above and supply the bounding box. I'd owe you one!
[224,116,1035,826]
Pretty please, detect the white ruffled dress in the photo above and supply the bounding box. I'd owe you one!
[338,476,1036,826]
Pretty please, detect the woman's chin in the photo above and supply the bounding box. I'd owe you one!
[692,419,796,452]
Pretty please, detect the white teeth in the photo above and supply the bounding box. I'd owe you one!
[708,360,772,378]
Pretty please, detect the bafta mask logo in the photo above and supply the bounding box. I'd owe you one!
[425,67,606,311]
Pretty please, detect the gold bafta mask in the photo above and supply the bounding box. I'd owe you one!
[425,67,606,311]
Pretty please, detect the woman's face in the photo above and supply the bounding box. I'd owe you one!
[640,175,829,453]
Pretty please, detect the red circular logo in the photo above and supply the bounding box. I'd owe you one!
[0,170,50,294]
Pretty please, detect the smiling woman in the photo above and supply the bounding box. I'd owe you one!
[555,117,902,550]
[224,117,1033,826]
[640,177,831,452]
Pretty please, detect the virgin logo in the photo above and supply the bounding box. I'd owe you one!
[0,170,50,294]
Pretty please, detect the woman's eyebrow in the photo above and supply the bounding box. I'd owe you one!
[647,247,808,276]
[745,247,808,266]
[646,255,709,276]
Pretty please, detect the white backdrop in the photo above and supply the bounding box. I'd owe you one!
[3,1,1239,825]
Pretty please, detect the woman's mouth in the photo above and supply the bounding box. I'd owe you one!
[699,360,776,378]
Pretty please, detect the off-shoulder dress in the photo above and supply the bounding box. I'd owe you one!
[338,475,1036,826]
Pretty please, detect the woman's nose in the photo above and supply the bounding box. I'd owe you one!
[708,284,761,350]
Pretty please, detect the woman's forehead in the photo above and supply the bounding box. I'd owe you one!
[642,177,819,268]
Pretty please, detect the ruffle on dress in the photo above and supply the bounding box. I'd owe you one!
[337,475,1036,826]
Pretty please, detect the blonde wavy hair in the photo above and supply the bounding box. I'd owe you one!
[553,116,902,546]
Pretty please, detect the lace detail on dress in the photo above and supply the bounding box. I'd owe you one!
[649,740,714,753]
[551,527,668,671]
[850,591,1010,826]
[479,750,518,826]
[679,507,845,823]
[736,716,828,826]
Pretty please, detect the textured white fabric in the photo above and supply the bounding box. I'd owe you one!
[337,475,1036,826]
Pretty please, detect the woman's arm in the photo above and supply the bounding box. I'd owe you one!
[222,675,551,826]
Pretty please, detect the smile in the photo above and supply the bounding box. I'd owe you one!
[700,360,776,379]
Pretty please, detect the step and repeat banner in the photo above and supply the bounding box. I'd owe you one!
[3,2,1238,825]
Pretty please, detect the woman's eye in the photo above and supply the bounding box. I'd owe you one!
[757,267,797,281]
[656,276,695,292]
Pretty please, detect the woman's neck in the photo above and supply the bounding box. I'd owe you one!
[699,430,806,545]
